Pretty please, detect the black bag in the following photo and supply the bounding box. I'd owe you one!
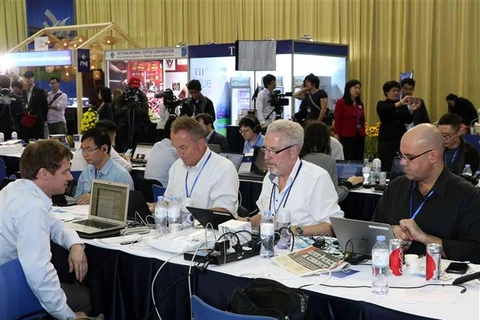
[229,278,308,320]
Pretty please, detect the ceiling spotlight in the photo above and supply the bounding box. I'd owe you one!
[300,34,314,42]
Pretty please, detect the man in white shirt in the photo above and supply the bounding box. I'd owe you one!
[71,120,132,172]
[47,77,68,134]
[145,117,178,187]
[251,120,343,236]
[0,140,90,319]
[165,116,239,213]
[256,74,277,128]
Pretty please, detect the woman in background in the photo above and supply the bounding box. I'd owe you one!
[300,121,363,203]
[334,79,366,160]
[96,86,114,121]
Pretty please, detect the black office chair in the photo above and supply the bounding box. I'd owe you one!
[135,178,163,202]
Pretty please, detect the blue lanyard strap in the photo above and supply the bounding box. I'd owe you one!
[268,161,303,214]
[185,151,212,198]
[409,182,434,220]
[444,147,459,169]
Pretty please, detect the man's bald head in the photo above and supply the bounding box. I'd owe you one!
[402,123,444,153]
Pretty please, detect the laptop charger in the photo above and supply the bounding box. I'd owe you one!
[120,226,151,236]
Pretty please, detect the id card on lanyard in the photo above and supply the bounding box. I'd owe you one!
[269,161,303,214]
[185,152,212,198]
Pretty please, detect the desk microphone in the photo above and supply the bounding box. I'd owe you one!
[452,271,480,285]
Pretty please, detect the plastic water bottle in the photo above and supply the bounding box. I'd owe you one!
[372,158,382,183]
[276,208,291,250]
[475,171,480,188]
[168,196,182,232]
[462,164,473,176]
[11,131,17,140]
[372,235,389,295]
[154,196,168,235]
[0,132,4,142]
[260,210,275,258]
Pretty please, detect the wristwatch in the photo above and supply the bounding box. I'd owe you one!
[295,226,304,236]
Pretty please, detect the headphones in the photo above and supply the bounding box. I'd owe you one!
[246,115,261,134]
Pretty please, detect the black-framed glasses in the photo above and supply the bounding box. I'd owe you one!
[396,149,432,162]
[261,145,294,155]
[440,128,460,140]
[80,146,99,154]
[239,128,252,134]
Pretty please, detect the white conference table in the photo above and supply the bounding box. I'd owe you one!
[53,206,480,320]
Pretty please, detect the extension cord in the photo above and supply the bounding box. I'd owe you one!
[120,226,151,236]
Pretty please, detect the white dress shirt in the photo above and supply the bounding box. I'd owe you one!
[0,179,81,319]
[144,138,178,187]
[165,148,239,214]
[71,147,132,172]
[256,159,343,228]
[256,88,276,125]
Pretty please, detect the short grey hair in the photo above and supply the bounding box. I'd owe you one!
[266,120,304,149]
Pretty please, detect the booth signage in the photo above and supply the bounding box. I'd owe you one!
[77,49,90,72]
[105,48,187,61]
[5,50,72,67]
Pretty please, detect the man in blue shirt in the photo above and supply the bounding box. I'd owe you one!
[75,127,134,204]
[239,115,265,153]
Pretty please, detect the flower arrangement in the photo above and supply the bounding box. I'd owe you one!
[80,108,98,133]
[365,122,380,160]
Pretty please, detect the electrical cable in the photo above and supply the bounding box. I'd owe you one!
[319,283,467,294]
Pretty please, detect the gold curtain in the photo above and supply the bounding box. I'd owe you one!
[2,0,478,124]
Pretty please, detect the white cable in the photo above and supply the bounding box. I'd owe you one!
[188,234,210,320]
[151,253,182,320]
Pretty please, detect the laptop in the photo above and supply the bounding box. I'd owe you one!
[208,143,221,153]
[238,147,268,181]
[127,190,152,222]
[186,206,237,229]
[131,143,154,167]
[389,157,404,181]
[336,160,362,182]
[67,180,130,238]
[219,152,244,171]
[330,216,395,257]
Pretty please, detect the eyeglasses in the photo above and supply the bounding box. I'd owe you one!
[440,128,460,140]
[239,128,252,134]
[80,146,99,154]
[261,145,294,155]
[396,149,432,162]
[49,82,57,86]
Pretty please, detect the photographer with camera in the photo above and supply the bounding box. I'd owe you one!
[114,77,151,152]
[293,74,328,125]
[180,80,216,121]
[256,74,278,129]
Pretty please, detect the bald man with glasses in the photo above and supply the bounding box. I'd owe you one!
[373,124,480,263]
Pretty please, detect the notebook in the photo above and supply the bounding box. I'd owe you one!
[132,143,154,167]
[238,147,268,181]
[219,152,244,171]
[336,160,362,182]
[67,180,130,238]
[186,206,236,229]
[330,217,395,257]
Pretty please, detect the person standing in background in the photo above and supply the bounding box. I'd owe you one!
[293,74,328,124]
[334,79,366,160]
[400,78,430,130]
[22,70,48,140]
[255,74,277,129]
[0,75,23,139]
[46,77,68,134]
[376,80,419,171]
[181,80,216,121]
[96,86,114,121]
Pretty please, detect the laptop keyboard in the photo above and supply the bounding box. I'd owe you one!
[74,220,119,229]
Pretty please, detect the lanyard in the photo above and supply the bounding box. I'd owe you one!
[409,182,434,220]
[185,152,212,198]
[444,147,459,169]
[268,161,303,214]
[250,133,262,149]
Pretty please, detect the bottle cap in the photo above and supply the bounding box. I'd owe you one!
[157,196,164,202]
[376,235,386,241]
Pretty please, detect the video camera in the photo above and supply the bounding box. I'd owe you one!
[268,90,291,119]
[155,89,184,115]
[124,86,140,104]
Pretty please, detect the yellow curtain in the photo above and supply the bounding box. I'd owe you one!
[2,0,478,124]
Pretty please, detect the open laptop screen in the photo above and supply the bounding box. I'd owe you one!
[336,160,362,181]
[219,152,244,171]
[90,180,129,222]
[251,147,268,175]
[389,157,404,181]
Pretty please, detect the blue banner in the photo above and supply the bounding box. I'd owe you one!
[6,50,72,67]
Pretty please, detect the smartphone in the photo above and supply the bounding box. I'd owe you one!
[445,262,469,274]
[408,96,421,105]
[124,148,133,155]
